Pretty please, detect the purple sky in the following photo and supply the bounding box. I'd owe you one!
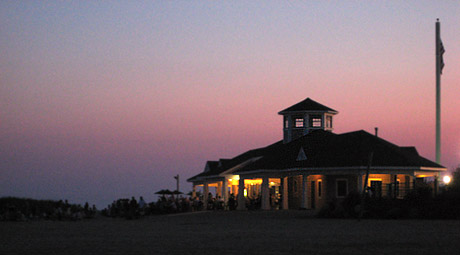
[1,1,459,208]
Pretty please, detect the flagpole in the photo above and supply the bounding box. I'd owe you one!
[435,19,441,164]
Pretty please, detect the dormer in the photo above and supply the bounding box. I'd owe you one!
[278,98,338,143]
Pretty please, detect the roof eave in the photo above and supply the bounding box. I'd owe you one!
[236,166,447,176]
[278,110,338,115]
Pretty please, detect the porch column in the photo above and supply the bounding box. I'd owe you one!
[222,177,229,206]
[357,174,363,194]
[192,185,197,199]
[261,176,270,210]
[217,181,222,198]
[282,177,289,210]
[301,174,308,209]
[434,174,439,196]
[237,177,246,210]
[203,182,209,210]
[393,174,398,199]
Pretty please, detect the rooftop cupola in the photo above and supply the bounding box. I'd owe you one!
[278,98,338,143]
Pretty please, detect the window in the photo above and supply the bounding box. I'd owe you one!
[370,180,382,198]
[295,118,304,128]
[318,180,322,198]
[368,178,382,198]
[336,179,348,198]
[285,120,289,128]
[326,116,332,128]
[309,115,322,127]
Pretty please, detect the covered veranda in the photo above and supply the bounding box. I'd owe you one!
[190,167,444,211]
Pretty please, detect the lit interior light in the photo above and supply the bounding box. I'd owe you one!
[443,176,451,184]
[228,179,232,182]
[244,188,247,197]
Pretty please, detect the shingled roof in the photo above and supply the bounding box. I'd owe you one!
[234,130,443,174]
[188,130,444,182]
[187,141,283,182]
[278,97,338,114]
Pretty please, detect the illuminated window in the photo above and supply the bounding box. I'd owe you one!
[368,178,382,198]
[309,115,322,127]
[318,180,322,198]
[326,116,332,128]
[336,179,348,198]
[295,118,304,128]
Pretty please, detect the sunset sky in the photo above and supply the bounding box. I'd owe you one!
[1,1,459,208]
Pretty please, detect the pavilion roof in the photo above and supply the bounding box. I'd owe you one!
[234,130,443,173]
[278,97,337,114]
[188,129,444,182]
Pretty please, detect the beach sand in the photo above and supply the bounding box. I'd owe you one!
[1,210,459,255]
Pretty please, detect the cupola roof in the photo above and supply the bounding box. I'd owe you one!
[278,97,337,114]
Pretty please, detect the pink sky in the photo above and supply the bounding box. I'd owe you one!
[1,1,459,207]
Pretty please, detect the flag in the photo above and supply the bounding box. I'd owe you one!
[440,39,445,74]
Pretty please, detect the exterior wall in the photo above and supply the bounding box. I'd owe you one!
[288,173,421,211]
[288,175,302,209]
[287,174,329,210]
[325,175,358,206]
[306,175,326,210]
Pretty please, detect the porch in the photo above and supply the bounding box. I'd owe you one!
[191,171,441,211]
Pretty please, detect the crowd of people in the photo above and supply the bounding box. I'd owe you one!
[1,192,255,221]
[101,193,244,218]
[102,195,201,218]
[0,197,97,221]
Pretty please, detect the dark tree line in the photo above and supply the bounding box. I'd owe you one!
[0,197,96,221]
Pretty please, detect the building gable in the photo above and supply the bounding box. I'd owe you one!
[297,147,307,161]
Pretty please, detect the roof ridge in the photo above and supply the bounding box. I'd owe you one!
[278,97,337,114]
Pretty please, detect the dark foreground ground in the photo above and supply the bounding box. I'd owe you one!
[1,210,460,255]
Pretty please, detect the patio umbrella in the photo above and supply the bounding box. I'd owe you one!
[155,189,173,195]
[172,190,183,195]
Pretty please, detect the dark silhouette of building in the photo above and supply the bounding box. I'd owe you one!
[188,98,446,210]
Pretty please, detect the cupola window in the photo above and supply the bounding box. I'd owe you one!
[326,116,332,128]
[309,115,322,127]
[295,118,304,128]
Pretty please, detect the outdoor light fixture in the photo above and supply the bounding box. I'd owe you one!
[443,176,451,185]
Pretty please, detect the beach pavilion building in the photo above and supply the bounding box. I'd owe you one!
[187,98,446,210]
